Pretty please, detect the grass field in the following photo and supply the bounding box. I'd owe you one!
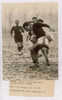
[3,33,58,80]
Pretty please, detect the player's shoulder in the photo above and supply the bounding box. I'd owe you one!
[11,25,15,29]
[33,22,42,26]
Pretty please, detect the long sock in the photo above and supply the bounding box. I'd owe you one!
[18,46,23,52]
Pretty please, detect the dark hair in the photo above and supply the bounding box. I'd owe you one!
[32,17,37,20]
[38,19,44,23]
[23,22,29,29]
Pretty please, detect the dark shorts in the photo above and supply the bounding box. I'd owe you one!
[14,35,23,43]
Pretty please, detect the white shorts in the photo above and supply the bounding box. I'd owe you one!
[38,36,49,46]
[29,34,53,50]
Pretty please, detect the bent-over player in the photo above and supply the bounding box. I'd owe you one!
[23,17,54,68]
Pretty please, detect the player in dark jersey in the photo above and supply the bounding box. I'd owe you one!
[32,17,51,38]
[30,17,54,67]
[23,17,54,67]
[11,20,24,53]
[31,17,54,66]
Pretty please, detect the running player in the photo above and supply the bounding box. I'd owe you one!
[23,17,54,67]
[30,17,54,67]
[11,20,24,54]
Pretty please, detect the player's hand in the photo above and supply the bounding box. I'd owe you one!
[26,36,29,41]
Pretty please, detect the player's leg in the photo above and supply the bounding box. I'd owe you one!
[41,47,50,66]
[30,47,39,68]
[17,42,23,52]
[17,35,23,52]
[40,36,50,65]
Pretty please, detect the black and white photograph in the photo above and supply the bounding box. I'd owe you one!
[2,2,58,80]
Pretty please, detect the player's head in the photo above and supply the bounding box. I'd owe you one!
[15,19,19,26]
[23,22,30,31]
[32,17,37,23]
